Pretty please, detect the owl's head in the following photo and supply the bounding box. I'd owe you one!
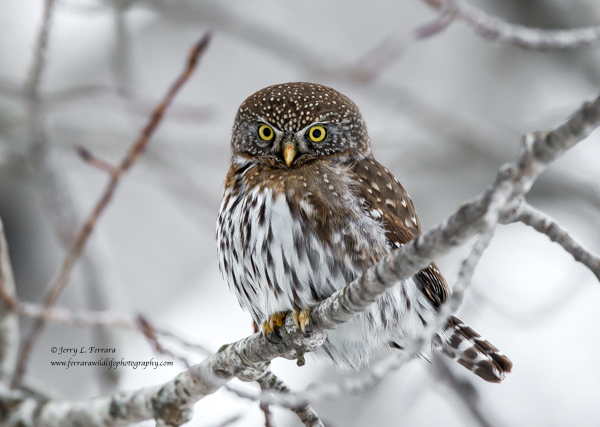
[231,82,371,168]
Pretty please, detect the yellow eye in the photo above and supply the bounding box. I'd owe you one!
[308,125,326,142]
[258,124,274,141]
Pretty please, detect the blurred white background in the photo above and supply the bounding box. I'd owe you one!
[1,0,600,426]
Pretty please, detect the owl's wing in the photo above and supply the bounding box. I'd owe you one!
[350,156,449,308]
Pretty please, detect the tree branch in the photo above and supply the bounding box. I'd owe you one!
[420,0,600,49]
[16,302,136,330]
[1,329,324,426]
[25,0,55,158]
[254,372,324,427]
[516,203,600,280]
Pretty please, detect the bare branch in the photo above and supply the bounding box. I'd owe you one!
[151,327,213,357]
[1,328,324,426]
[516,203,600,280]
[256,372,324,427]
[11,33,213,388]
[415,0,458,39]
[258,396,275,427]
[24,0,55,107]
[137,315,193,369]
[346,36,407,84]
[0,218,19,387]
[421,0,600,49]
[25,0,56,166]
[75,146,119,176]
[16,302,136,330]
[215,360,323,423]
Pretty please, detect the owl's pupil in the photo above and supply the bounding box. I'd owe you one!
[263,128,271,137]
[312,129,321,138]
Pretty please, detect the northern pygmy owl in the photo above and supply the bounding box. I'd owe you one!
[217,83,512,382]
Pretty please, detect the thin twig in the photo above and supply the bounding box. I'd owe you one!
[516,203,600,280]
[347,36,407,84]
[76,146,119,176]
[421,0,600,49]
[138,315,193,369]
[26,0,56,177]
[17,302,136,330]
[152,328,212,357]
[259,398,275,427]
[224,372,324,427]
[415,0,458,39]
[25,0,56,157]
[256,372,324,427]
[25,0,55,98]
[11,33,213,388]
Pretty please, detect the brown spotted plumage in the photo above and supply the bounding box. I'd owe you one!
[216,82,512,382]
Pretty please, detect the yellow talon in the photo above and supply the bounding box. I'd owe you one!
[261,311,288,343]
[269,311,287,332]
[293,308,311,335]
[261,310,311,342]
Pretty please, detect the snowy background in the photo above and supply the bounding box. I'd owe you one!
[1,0,600,426]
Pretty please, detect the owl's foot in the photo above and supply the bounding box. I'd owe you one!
[261,308,312,343]
[293,308,311,335]
[261,311,288,344]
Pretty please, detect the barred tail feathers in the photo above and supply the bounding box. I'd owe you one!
[441,316,512,383]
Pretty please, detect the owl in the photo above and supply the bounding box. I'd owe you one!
[216,83,512,382]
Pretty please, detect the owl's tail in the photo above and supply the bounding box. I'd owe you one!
[440,316,512,383]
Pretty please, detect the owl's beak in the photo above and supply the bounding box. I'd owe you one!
[282,142,297,167]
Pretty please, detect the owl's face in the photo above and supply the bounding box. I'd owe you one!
[231,82,371,168]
